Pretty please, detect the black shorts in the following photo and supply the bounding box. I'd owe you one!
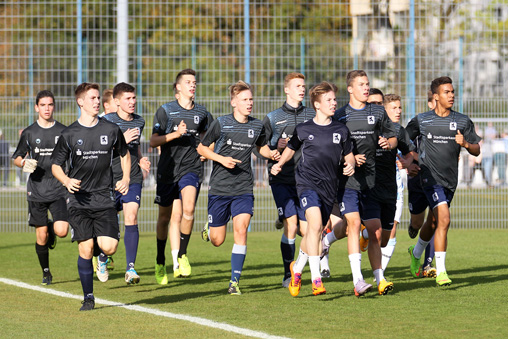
[68,207,120,242]
[28,198,68,227]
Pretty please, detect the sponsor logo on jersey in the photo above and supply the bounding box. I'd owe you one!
[277,207,283,216]
[301,197,307,207]
[333,133,341,144]
[227,139,232,145]
[36,138,41,144]
[427,133,432,139]
[55,136,59,144]
[432,192,439,202]
[208,215,213,223]
[194,115,200,124]
[154,123,161,129]
[449,122,457,130]
[76,149,82,156]
[34,147,39,153]
[100,135,108,145]
[248,129,254,138]
[308,134,314,140]
[77,139,83,145]
[368,116,375,124]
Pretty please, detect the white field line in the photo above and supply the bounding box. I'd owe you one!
[0,277,290,339]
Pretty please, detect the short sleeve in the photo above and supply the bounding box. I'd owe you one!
[201,119,221,147]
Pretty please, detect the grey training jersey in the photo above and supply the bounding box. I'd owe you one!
[201,113,266,196]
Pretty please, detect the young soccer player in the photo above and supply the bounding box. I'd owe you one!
[103,82,150,284]
[198,80,279,295]
[272,81,355,296]
[407,76,481,286]
[151,69,213,283]
[99,89,116,117]
[12,90,69,285]
[262,72,315,287]
[52,82,131,311]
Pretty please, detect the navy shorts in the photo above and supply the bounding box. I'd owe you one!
[115,183,142,211]
[298,190,333,227]
[154,172,200,207]
[362,197,396,231]
[28,198,68,227]
[68,207,120,242]
[408,176,428,215]
[336,188,369,217]
[423,184,455,210]
[270,183,304,220]
[207,194,254,227]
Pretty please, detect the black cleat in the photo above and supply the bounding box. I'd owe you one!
[41,273,53,286]
[80,297,95,311]
[321,269,331,279]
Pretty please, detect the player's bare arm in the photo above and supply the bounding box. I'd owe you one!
[257,144,281,161]
[270,147,296,176]
[115,151,131,195]
[197,142,241,169]
[51,164,81,193]
[455,130,480,156]
[343,152,356,176]
[149,120,187,148]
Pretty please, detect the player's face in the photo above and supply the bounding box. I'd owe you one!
[79,89,101,116]
[35,97,55,121]
[232,90,253,117]
[104,98,117,114]
[367,94,383,106]
[316,91,337,117]
[176,74,196,99]
[384,100,402,123]
[285,78,306,103]
[348,76,370,103]
[435,83,454,110]
[116,91,136,114]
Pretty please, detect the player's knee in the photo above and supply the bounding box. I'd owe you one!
[182,213,194,221]
[210,236,224,247]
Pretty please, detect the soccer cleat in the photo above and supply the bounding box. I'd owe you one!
[107,256,115,270]
[47,220,57,250]
[173,267,181,278]
[92,256,98,273]
[408,245,422,278]
[408,225,419,239]
[274,218,283,230]
[282,276,291,288]
[354,279,372,297]
[378,279,394,295]
[178,255,191,277]
[125,268,140,285]
[359,224,368,252]
[228,280,242,295]
[320,237,330,259]
[96,258,109,282]
[436,271,452,286]
[41,273,53,286]
[321,269,331,279]
[312,278,326,295]
[155,263,168,285]
[201,222,210,242]
[423,265,437,278]
[79,297,95,311]
[288,261,302,297]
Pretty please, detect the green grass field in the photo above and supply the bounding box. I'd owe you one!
[1,229,508,338]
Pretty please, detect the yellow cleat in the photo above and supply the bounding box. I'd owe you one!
[378,279,394,295]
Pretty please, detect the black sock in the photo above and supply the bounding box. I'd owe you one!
[280,242,294,278]
[178,233,191,258]
[92,238,102,257]
[77,256,93,297]
[156,238,167,265]
[35,242,49,273]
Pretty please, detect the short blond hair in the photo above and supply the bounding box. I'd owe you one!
[229,80,252,99]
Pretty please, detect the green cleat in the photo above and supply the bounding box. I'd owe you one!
[178,255,191,277]
[408,245,422,278]
[155,262,168,285]
[107,256,115,270]
[92,256,98,273]
[201,222,210,242]
[228,280,242,295]
[436,271,452,286]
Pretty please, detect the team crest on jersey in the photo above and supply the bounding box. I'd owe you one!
[100,135,108,145]
[154,123,160,129]
[308,135,314,141]
[248,129,254,138]
[227,139,232,145]
[194,115,200,124]
[77,139,83,145]
[301,197,307,207]
[333,133,341,144]
[208,215,213,223]
[55,136,59,144]
[34,147,40,153]
[278,207,283,216]
[368,116,375,124]
[427,133,432,139]
[449,122,457,130]
[36,138,41,144]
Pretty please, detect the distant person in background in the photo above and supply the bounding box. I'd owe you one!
[482,122,496,187]
[99,89,116,117]
[0,129,9,186]
[492,132,507,187]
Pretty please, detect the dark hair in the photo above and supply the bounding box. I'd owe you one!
[113,82,136,99]
[309,81,337,111]
[75,82,100,107]
[430,76,453,94]
[173,69,196,93]
[369,88,384,99]
[36,90,55,105]
[346,70,368,87]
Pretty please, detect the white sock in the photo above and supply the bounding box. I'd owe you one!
[373,269,384,285]
[171,249,179,269]
[293,249,308,274]
[324,231,337,246]
[320,254,330,271]
[309,256,321,280]
[381,237,397,271]
[413,236,430,259]
[435,251,447,275]
[348,252,363,285]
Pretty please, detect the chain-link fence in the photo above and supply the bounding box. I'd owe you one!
[1,0,507,231]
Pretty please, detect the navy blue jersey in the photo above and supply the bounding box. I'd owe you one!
[152,101,212,184]
[103,113,145,185]
[13,121,67,202]
[263,102,315,186]
[201,113,266,196]
[406,110,481,192]
[288,119,353,206]
[334,102,397,191]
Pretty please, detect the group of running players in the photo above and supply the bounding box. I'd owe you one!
[12,68,481,311]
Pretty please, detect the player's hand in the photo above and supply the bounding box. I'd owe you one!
[277,138,289,151]
[271,163,282,176]
[343,162,355,176]
[354,154,366,167]
[378,136,390,149]
[221,157,241,169]
[270,150,281,161]
[455,130,468,148]
[22,159,38,173]
[139,157,151,178]
[200,155,207,162]
[396,153,412,169]
[407,162,420,177]
[115,179,130,195]
[124,128,140,144]
[64,178,81,193]
[176,120,187,137]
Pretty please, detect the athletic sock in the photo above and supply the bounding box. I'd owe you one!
[424,235,435,267]
[124,225,139,270]
[324,231,337,246]
[231,244,247,283]
[412,236,430,259]
[293,249,309,274]
[156,238,167,266]
[98,252,108,263]
[348,252,363,285]
[35,242,49,273]
[77,256,94,298]
[309,256,321,281]
[381,237,397,271]
[178,232,191,258]
[171,249,179,269]
[435,251,447,275]
[280,234,295,278]
[92,238,102,257]
[320,254,330,271]
[373,269,385,285]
